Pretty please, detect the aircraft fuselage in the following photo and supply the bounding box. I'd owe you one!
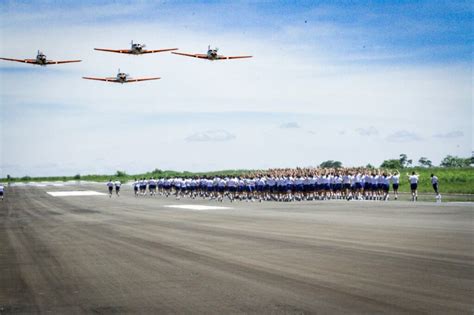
[36,54,47,65]
[207,50,219,60]
[131,44,145,55]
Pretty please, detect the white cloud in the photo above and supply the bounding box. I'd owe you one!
[355,126,379,136]
[185,130,236,142]
[386,130,422,142]
[280,122,301,129]
[433,131,464,138]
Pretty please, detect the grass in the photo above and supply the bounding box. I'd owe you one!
[1,167,473,194]
[394,167,474,194]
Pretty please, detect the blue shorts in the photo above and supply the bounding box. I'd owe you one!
[410,183,418,190]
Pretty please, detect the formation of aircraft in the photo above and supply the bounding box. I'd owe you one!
[82,69,160,84]
[0,50,81,66]
[94,41,178,55]
[172,45,253,61]
[0,42,252,84]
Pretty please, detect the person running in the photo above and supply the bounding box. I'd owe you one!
[391,171,400,200]
[140,178,147,196]
[407,171,419,202]
[0,183,4,200]
[382,173,390,201]
[106,179,114,198]
[133,178,139,197]
[431,173,440,199]
[114,179,121,197]
[149,177,157,196]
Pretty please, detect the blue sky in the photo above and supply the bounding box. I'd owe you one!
[0,0,472,176]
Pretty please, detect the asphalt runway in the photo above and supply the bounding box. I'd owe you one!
[1,184,473,314]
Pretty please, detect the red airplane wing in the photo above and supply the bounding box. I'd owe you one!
[47,60,82,64]
[141,48,179,54]
[0,57,38,64]
[126,77,161,82]
[94,48,133,54]
[218,55,253,60]
[171,52,208,59]
[82,77,118,82]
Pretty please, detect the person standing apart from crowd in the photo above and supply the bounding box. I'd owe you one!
[0,183,4,200]
[114,179,121,197]
[106,179,114,198]
[407,171,419,202]
[431,173,440,200]
[391,170,400,200]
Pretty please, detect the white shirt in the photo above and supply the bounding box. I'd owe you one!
[114,181,121,187]
[107,181,114,187]
[431,176,438,184]
[0,185,4,192]
[342,175,350,184]
[391,175,400,184]
[409,175,419,184]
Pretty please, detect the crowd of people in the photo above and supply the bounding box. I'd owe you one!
[121,168,441,202]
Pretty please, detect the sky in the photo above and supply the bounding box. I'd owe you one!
[0,0,472,177]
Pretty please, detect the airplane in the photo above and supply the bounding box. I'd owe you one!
[171,45,252,61]
[94,40,178,55]
[82,69,160,84]
[0,50,81,66]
